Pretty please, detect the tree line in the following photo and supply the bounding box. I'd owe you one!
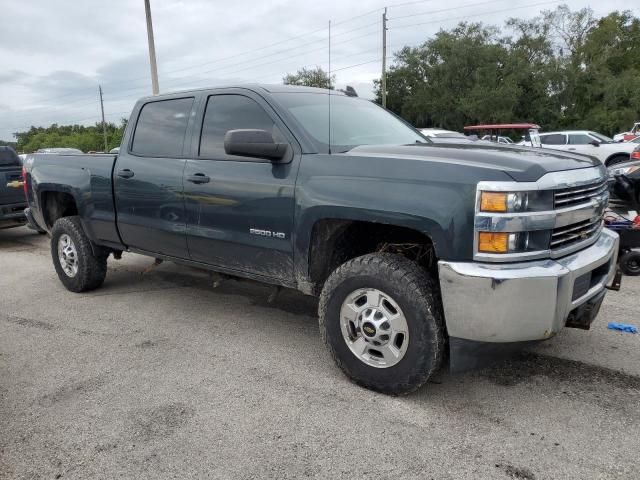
[11,121,126,153]
[376,5,640,137]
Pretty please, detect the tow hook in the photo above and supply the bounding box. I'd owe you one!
[606,268,622,292]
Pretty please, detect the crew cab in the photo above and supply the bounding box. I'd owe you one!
[23,85,620,394]
[1,146,27,230]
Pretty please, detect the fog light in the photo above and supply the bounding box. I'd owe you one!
[478,232,509,253]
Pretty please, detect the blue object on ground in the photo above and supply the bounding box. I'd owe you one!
[607,322,638,334]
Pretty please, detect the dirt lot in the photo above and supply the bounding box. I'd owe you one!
[1,226,639,479]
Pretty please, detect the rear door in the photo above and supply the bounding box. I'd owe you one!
[114,96,195,257]
[182,90,299,280]
[565,133,605,160]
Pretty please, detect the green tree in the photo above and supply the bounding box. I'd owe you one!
[376,5,640,137]
[283,66,335,89]
[13,119,127,153]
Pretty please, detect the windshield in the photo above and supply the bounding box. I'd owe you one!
[0,146,21,167]
[590,132,614,143]
[273,92,426,152]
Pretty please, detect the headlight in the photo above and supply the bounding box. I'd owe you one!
[480,192,525,212]
[609,164,639,177]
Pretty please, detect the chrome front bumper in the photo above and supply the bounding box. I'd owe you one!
[438,228,619,343]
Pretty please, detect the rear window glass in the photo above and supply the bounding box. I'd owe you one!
[0,146,21,167]
[131,97,194,157]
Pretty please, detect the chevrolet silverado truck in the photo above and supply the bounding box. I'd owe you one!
[1,146,27,230]
[23,85,620,394]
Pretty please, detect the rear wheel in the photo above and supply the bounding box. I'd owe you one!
[319,253,445,394]
[620,250,640,276]
[50,216,108,292]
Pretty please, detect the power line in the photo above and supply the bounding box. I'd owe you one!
[391,0,563,29]
[391,0,513,20]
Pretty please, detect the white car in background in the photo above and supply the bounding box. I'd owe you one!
[419,128,467,139]
[481,135,513,144]
[538,130,636,166]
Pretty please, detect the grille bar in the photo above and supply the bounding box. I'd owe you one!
[554,182,607,208]
[551,218,602,249]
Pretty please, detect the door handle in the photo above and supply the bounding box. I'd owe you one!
[568,148,576,151]
[117,169,135,179]
[187,173,210,184]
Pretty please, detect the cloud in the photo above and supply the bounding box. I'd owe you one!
[0,0,631,141]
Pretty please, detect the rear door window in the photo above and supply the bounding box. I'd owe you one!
[131,97,194,157]
[540,134,566,145]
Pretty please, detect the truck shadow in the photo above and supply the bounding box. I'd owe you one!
[95,258,640,405]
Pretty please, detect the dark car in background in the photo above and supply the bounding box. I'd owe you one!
[0,146,27,230]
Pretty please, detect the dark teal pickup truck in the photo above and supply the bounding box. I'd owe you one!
[23,85,620,394]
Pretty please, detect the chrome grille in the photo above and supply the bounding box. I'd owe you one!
[551,218,602,250]
[554,180,607,208]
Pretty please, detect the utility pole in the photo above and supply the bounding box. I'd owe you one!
[144,0,160,95]
[99,85,108,152]
[381,7,388,109]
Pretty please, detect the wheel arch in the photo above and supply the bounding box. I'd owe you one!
[605,153,630,167]
[299,214,445,295]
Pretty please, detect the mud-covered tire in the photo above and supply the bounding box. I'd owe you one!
[620,250,640,276]
[319,253,445,395]
[50,216,108,292]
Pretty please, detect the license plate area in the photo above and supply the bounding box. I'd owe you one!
[565,289,606,330]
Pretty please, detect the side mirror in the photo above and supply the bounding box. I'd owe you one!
[590,140,600,147]
[224,129,287,161]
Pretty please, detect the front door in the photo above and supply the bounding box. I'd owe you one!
[114,96,195,257]
[183,91,298,280]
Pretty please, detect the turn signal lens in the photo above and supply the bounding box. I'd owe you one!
[478,232,509,253]
[480,192,507,212]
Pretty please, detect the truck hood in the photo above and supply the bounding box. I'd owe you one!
[346,143,601,182]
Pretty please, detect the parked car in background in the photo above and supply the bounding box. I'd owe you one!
[465,123,542,148]
[419,128,466,139]
[36,147,83,154]
[109,147,120,154]
[22,84,619,394]
[613,122,640,142]
[538,131,636,166]
[0,146,27,230]
[481,135,513,144]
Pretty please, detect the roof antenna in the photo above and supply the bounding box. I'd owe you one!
[328,19,332,155]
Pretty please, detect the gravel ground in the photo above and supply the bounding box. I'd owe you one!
[1,226,639,480]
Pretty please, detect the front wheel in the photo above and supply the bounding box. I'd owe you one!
[319,253,445,395]
[50,216,108,292]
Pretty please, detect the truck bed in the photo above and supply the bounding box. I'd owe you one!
[27,153,120,244]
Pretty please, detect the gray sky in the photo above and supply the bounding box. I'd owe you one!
[0,0,631,142]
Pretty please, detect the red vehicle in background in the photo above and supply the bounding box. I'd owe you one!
[613,122,640,143]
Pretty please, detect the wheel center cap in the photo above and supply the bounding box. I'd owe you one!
[362,322,376,337]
